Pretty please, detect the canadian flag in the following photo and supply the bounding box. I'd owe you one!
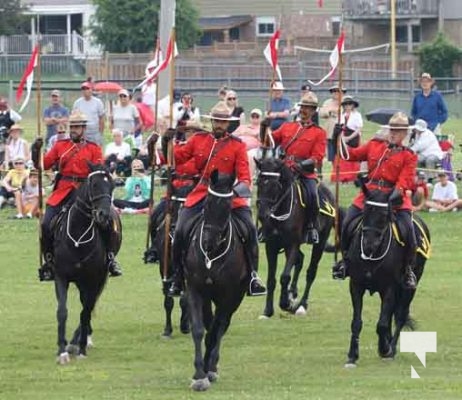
[145,42,164,84]
[263,30,282,81]
[136,35,177,89]
[308,31,346,86]
[16,44,39,112]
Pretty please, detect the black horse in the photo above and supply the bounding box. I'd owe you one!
[344,186,430,367]
[144,186,190,338]
[255,157,336,317]
[182,170,248,391]
[52,163,122,364]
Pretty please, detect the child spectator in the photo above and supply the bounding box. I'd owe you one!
[113,159,151,214]
[0,156,29,218]
[21,169,42,218]
[411,171,430,212]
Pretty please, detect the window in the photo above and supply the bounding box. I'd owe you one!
[331,17,341,36]
[230,27,240,41]
[396,25,421,43]
[256,17,276,37]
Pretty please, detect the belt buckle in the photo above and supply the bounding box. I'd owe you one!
[378,179,385,187]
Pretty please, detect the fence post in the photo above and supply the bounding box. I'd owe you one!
[354,68,359,94]
[409,67,415,102]
[8,80,13,107]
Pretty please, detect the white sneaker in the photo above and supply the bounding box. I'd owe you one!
[15,213,23,219]
[452,208,458,212]
[429,208,438,213]
[26,212,33,218]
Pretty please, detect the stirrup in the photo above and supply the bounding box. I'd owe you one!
[248,272,267,297]
[305,228,319,244]
[332,260,347,280]
[107,253,123,277]
[167,281,183,297]
[404,268,417,289]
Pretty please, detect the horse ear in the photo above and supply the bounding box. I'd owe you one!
[86,161,96,172]
[210,169,219,185]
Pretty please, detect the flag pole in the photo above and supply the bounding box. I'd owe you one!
[35,42,44,268]
[333,42,344,265]
[163,27,176,282]
[145,35,161,253]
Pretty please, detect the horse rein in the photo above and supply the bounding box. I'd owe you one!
[199,186,234,269]
[258,171,294,221]
[360,200,393,261]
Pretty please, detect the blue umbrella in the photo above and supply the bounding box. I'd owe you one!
[366,108,414,125]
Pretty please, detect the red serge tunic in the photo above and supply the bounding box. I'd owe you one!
[43,139,103,206]
[173,132,251,208]
[271,122,327,178]
[345,139,417,210]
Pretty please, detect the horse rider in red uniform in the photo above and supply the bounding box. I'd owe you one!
[164,102,266,297]
[266,91,327,244]
[32,111,123,281]
[144,129,200,263]
[332,112,418,288]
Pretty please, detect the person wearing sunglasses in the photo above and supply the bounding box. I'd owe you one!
[225,90,245,133]
[110,89,140,140]
[173,92,201,131]
[72,82,105,146]
[0,156,29,218]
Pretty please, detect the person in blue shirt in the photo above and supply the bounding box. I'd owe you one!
[267,81,291,131]
[43,90,69,147]
[411,72,448,132]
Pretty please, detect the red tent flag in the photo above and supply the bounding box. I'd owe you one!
[308,31,345,86]
[263,30,282,81]
[16,44,39,112]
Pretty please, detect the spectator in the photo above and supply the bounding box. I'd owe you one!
[410,171,429,212]
[0,156,29,217]
[233,108,262,177]
[113,159,151,213]
[331,95,362,183]
[411,72,448,133]
[217,85,229,101]
[267,81,291,131]
[319,83,347,162]
[72,81,105,145]
[21,169,42,218]
[4,124,30,168]
[173,92,201,130]
[48,123,69,150]
[43,90,69,147]
[425,171,458,212]
[410,119,443,179]
[110,89,140,136]
[104,129,132,177]
[0,97,22,164]
[225,90,245,133]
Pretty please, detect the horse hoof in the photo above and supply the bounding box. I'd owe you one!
[295,305,307,316]
[77,353,87,360]
[180,326,190,335]
[161,333,172,340]
[258,314,271,320]
[344,362,357,369]
[207,371,219,382]
[190,378,211,391]
[381,354,394,361]
[65,344,79,355]
[56,352,70,365]
[86,336,94,348]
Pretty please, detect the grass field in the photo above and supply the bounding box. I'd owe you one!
[1,119,462,399]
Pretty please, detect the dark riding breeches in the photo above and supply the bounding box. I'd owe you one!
[300,177,319,228]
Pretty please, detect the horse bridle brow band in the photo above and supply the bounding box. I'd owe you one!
[260,172,281,177]
[365,200,389,208]
[208,187,233,198]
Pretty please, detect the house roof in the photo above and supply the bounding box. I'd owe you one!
[199,15,253,31]
[24,0,90,5]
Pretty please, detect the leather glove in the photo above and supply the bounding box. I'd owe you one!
[163,128,177,141]
[388,187,403,207]
[32,137,44,151]
[31,137,44,169]
[147,133,159,166]
[297,158,315,173]
[233,181,252,198]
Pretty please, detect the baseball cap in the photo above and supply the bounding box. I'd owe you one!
[80,81,92,89]
[118,89,129,97]
[414,119,427,132]
[420,72,433,81]
[250,108,262,117]
[51,89,61,97]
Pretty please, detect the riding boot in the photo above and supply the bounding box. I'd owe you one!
[38,251,55,281]
[332,255,348,280]
[167,232,185,297]
[305,222,319,244]
[246,236,266,297]
[107,252,123,277]
[403,251,417,289]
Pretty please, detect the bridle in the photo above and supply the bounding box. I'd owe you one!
[199,185,234,269]
[360,200,392,261]
[257,170,294,221]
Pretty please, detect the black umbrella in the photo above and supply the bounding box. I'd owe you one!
[365,108,413,125]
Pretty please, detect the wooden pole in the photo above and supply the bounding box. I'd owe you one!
[35,43,43,267]
[162,27,176,282]
[333,51,344,264]
[391,0,397,79]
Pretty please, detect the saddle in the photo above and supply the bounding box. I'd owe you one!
[296,180,336,218]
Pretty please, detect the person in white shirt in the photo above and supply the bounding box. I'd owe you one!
[410,119,443,179]
[425,171,459,212]
[104,129,132,176]
[110,89,140,135]
[172,92,201,130]
[4,124,30,168]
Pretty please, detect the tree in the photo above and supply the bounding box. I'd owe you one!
[418,32,462,79]
[0,0,29,35]
[90,0,201,53]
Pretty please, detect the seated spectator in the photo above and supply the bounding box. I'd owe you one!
[21,169,42,218]
[113,159,151,213]
[105,129,132,177]
[439,139,455,181]
[4,124,31,169]
[410,119,443,180]
[233,108,262,177]
[0,156,29,218]
[425,171,459,212]
[47,123,69,150]
[411,171,429,212]
[173,92,201,130]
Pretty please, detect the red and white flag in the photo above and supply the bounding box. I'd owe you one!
[263,30,282,81]
[308,31,346,86]
[144,43,164,84]
[136,35,177,89]
[16,44,39,112]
